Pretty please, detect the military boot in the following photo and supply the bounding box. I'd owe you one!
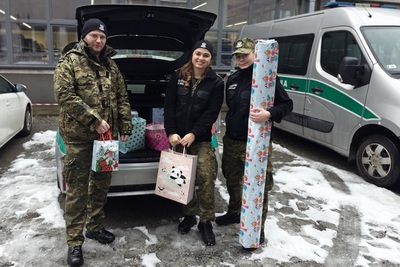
[85,228,115,244]
[67,246,83,267]
[178,215,197,234]
[198,221,215,246]
[215,212,240,226]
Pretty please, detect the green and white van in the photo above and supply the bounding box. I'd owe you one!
[240,6,400,188]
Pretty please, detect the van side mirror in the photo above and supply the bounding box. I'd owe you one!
[338,56,364,86]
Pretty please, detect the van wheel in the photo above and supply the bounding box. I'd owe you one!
[356,135,400,188]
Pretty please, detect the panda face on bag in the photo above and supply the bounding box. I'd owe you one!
[170,166,183,179]
[169,166,186,186]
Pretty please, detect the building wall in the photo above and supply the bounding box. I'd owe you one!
[2,70,55,104]
[2,0,397,104]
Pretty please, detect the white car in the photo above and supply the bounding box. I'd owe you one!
[0,74,32,149]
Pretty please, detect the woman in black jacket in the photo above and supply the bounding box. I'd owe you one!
[216,37,293,249]
[164,40,224,246]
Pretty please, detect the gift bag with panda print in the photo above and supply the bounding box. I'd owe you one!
[155,148,197,204]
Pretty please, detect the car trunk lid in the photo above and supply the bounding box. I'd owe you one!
[75,5,217,80]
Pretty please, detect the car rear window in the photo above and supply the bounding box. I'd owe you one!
[107,35,186,62]
[112,49,183,61]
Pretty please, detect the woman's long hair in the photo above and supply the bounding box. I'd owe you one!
[179,61,193,89]
[179,56,210,89]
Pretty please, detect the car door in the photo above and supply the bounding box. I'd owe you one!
[273,34,315,137]
[0,76,18,146]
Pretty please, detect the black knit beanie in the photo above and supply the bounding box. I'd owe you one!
[81,18,107,39]
[191,40,214,58]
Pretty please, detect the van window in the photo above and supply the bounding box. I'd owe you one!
[363,27,400,73]
[274,34,314,75]
[321,31,363,77]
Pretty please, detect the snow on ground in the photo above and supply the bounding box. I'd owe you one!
[0,130,399,266]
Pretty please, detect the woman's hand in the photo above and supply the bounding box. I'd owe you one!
[250,107,271,123]
[180,133,195,147]
[169,134,181,147]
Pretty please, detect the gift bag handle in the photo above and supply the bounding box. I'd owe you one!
[100,129,113,142]
[171,146,188,157]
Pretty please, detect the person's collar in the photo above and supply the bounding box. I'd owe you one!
[238,64,253,74]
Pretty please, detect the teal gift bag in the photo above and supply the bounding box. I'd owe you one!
[120,117,146,153]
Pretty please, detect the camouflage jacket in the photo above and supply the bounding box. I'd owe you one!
[54,40,132,144]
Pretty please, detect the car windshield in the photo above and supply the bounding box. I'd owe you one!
[112,49,183,61]
[362,27,400,74]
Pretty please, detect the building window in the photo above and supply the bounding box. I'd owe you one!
[0,1,4,17]
[205,31,237,68]
[11,23,48,64]
[253,0,278,23]
[53,25,78,62]
[52,0,87,19]
[226,0,248,30]
[2,0,239,68]
[0,22,6,64]
[10,0,47,20]
[252,0,307,23]
[188,1,218,29]
[91,0,157,4]
[159,0,186,8]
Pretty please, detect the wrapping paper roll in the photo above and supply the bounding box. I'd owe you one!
[239,39,279,248]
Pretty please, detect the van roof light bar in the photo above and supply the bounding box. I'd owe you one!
[324,1,397,9]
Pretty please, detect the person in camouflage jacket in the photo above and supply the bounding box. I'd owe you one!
[54,18,132,267]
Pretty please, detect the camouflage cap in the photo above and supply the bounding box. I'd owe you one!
[232,38,255,55]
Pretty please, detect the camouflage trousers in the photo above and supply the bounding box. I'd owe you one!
[62,142,112,247]
[176,142,218,222]
[221,135,274,229]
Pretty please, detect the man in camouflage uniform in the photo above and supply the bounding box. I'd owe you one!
[54,18,132,267]
[216,38,293,249]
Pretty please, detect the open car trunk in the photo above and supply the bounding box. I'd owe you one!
[75,5,217,162]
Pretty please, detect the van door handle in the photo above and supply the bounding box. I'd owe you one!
[290,84,299,90]
[311,86,324,94]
